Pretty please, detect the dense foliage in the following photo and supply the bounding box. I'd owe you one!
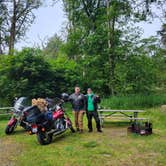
[62,0,166,95]
[0,48,78,105]
[0,0,166,106]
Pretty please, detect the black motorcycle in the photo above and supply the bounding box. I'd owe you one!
[29,97,75,145]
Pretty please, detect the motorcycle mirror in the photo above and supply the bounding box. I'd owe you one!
[61,93,69,102]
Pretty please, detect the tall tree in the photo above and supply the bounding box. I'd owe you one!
[0,1,8,54]
[0,0,42,55]
[62,0,166,95]
[158,24,166,47]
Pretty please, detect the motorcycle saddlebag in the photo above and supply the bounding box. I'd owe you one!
[23,106,44,123]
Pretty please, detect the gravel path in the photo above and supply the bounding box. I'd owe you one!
[0,138,22,166]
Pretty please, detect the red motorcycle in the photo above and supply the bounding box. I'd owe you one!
[30,97,75,145]
[5,97,33,134]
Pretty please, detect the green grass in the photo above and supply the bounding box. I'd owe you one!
[0,107,166,166]
[0,114,11,120]
[101,94,166,109]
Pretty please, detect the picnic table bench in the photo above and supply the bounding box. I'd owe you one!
[97,109,146,127]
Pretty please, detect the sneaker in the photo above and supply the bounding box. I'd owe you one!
[76,128,80,132]
[97,129,102,132]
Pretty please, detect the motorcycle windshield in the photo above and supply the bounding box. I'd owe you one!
[14,97,30,112]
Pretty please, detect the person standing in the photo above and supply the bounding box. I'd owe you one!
[69,86,86,133]
[85,88,102,132]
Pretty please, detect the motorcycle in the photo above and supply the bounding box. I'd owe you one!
[5,97,34,134]
[29,98,75,145]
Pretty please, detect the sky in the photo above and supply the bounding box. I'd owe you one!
[15,1,162,50]
[16,1,66,50]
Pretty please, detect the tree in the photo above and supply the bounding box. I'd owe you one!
[158,24,166,47]
[0,48,55,101]
[0,1,8,54]
[62,0,166,95]
[43,34,64,58]
[48,53,80,93]
[0,47,81,104]
[0,0,42,55]
[152,48,166,93]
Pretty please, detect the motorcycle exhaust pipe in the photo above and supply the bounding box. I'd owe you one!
[47,129,66,135]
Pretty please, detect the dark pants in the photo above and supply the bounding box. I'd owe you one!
[86,111,101,131]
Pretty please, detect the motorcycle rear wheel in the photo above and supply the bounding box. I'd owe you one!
[37,131,52,145]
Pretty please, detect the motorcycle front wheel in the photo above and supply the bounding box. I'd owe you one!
[5,122,17,135]
[37,131,52,145]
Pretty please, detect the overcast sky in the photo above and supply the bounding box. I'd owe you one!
[15,1,162,50]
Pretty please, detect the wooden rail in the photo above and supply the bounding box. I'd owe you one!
[0,107,14,110]
[0,107,13,116]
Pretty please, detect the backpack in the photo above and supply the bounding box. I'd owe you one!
[127,121,152,135]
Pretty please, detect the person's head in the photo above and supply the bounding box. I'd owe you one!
[75,86,80,94]
[87,88,92,94]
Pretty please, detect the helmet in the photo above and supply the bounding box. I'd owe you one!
[61,93,69,102]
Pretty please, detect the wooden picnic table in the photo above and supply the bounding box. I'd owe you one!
[97,109,145,127]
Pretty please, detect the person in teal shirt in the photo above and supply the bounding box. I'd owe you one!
[85,88,102,132]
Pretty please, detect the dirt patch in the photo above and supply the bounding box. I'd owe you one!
[103,127,128,137]
[0,138,23,166]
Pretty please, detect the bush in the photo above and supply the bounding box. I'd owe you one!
[101,94,166,109]
[0,48,81,106]
[0,48,61,105]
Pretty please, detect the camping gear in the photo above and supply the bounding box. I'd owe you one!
[127,120,152,135]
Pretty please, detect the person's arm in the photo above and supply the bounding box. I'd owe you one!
[84,95,88,111]
[82,95,87,111]
[95,95,101,103]
[68,94,73,103]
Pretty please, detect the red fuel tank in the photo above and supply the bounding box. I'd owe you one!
[53,109,64,120]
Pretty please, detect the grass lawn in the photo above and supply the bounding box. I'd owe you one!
[0,108,166,166]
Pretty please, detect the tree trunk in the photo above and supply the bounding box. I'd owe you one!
[0,31,3,54]
[107,0,116,96]
[9,0,17,55]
